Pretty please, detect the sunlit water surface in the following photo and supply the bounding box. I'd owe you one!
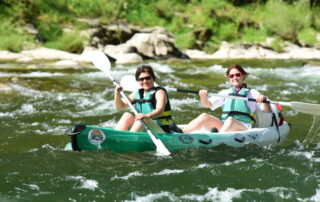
[0,60,320,201]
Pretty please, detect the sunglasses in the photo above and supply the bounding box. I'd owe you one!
[138,76,152,82]
[228,73,242,79]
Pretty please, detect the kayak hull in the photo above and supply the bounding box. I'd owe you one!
[65,122,290,152]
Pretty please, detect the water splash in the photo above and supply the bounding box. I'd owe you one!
[303,115,320,145]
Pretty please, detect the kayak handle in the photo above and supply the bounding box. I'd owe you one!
[198,139,212,145]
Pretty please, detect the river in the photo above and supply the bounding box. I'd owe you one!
[0,59,320,201]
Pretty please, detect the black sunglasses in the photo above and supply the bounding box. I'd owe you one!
[138,76,152,82]
[228,73,242,79]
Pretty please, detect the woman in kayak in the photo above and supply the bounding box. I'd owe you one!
[114,65,175,133]
[182,64,271,133]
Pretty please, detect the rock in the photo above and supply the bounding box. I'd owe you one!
[16,56,33,62]
[0,51,23,60]
[0,83,12,91]
[126,33,185,59]
[184,49,215,59]
[115,53,143,64]
[21,48,79,60]
[77,18,101,27]
[55,60,78,67]
[282,43,320,59]
[209,41,320,59]
[75,46,97,63]
[303,61,320,67]
[104,44,137,58]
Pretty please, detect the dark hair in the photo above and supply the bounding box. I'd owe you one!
[135,65,156,81]
[226,64,249,78]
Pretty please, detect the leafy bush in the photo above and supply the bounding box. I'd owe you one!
[270,37,284,53]
[217,23,238,41]
[297,28,318,46]
[1,0,320,53]
[174,32,196,49]
[0,19,35,52]
[241,27,268,42]
[263,0,311,42]
[36,21,63,42]
[44,31,86,53]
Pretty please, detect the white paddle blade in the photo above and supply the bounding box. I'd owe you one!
[120,75,140,92]
[120,75,159,92]
[289,102,320,116]
[146,131,170,156]
[155,141,171,156]
[90,50,111,73]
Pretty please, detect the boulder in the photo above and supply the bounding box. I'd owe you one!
[55,60,78,67]
[21,48,79,60]
[184,49,215,59]
[115,53,143,64]
[0,51,23,60]
[126,33,187,59]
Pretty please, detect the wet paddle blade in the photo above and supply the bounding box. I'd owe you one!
[120,75,140,91]
[91,50,111,73]
[279,101,320,116]
[146,130,171,156]
[289,102,320,116]
[120,75,159,92]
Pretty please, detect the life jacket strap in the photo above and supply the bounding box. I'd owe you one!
[131,99,152,104]
[222,111,256,125]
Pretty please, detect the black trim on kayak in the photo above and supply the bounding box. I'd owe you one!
[234,137,245,143]
[65,124,86,151]
[199,139,212,145]
[71,135,80,151]
[272,113,281,142]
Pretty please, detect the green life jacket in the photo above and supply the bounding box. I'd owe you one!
[221,87,255,124]
[132,86,172,126]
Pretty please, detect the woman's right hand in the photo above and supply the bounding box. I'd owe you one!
[199,90,208,98]
[115,84,123,94]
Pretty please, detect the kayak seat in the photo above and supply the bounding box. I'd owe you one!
[210,127,218,133]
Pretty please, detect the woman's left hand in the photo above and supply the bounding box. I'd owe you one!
[256,95,268,103]
[135,113,150,120]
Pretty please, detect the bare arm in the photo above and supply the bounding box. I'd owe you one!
[256,94,272,113]
[199,90,213,108]
[114,84,134,110]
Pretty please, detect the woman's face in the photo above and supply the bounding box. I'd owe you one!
[137,72,154,90]
[228,68,244,88]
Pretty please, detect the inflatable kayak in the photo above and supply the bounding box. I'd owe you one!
[65,104,290,152]
[65,121,290,152]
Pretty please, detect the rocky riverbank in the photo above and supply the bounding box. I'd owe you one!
[1,21,320,66]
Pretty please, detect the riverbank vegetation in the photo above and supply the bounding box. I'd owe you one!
[0,0,319,53]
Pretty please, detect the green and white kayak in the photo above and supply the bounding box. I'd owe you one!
[65,121,290,152]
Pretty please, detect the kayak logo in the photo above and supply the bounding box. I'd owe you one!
[178,135,194,144]
[88,129,106,145]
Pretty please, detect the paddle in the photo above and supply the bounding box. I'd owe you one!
[121,75,320,116]
[91,50,171,156]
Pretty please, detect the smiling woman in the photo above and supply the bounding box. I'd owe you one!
[114,65,176,134]
[182,64,272,134]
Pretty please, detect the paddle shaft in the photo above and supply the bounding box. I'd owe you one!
[167,87,272,104]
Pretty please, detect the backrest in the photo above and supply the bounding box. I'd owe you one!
[254,103,282,128]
